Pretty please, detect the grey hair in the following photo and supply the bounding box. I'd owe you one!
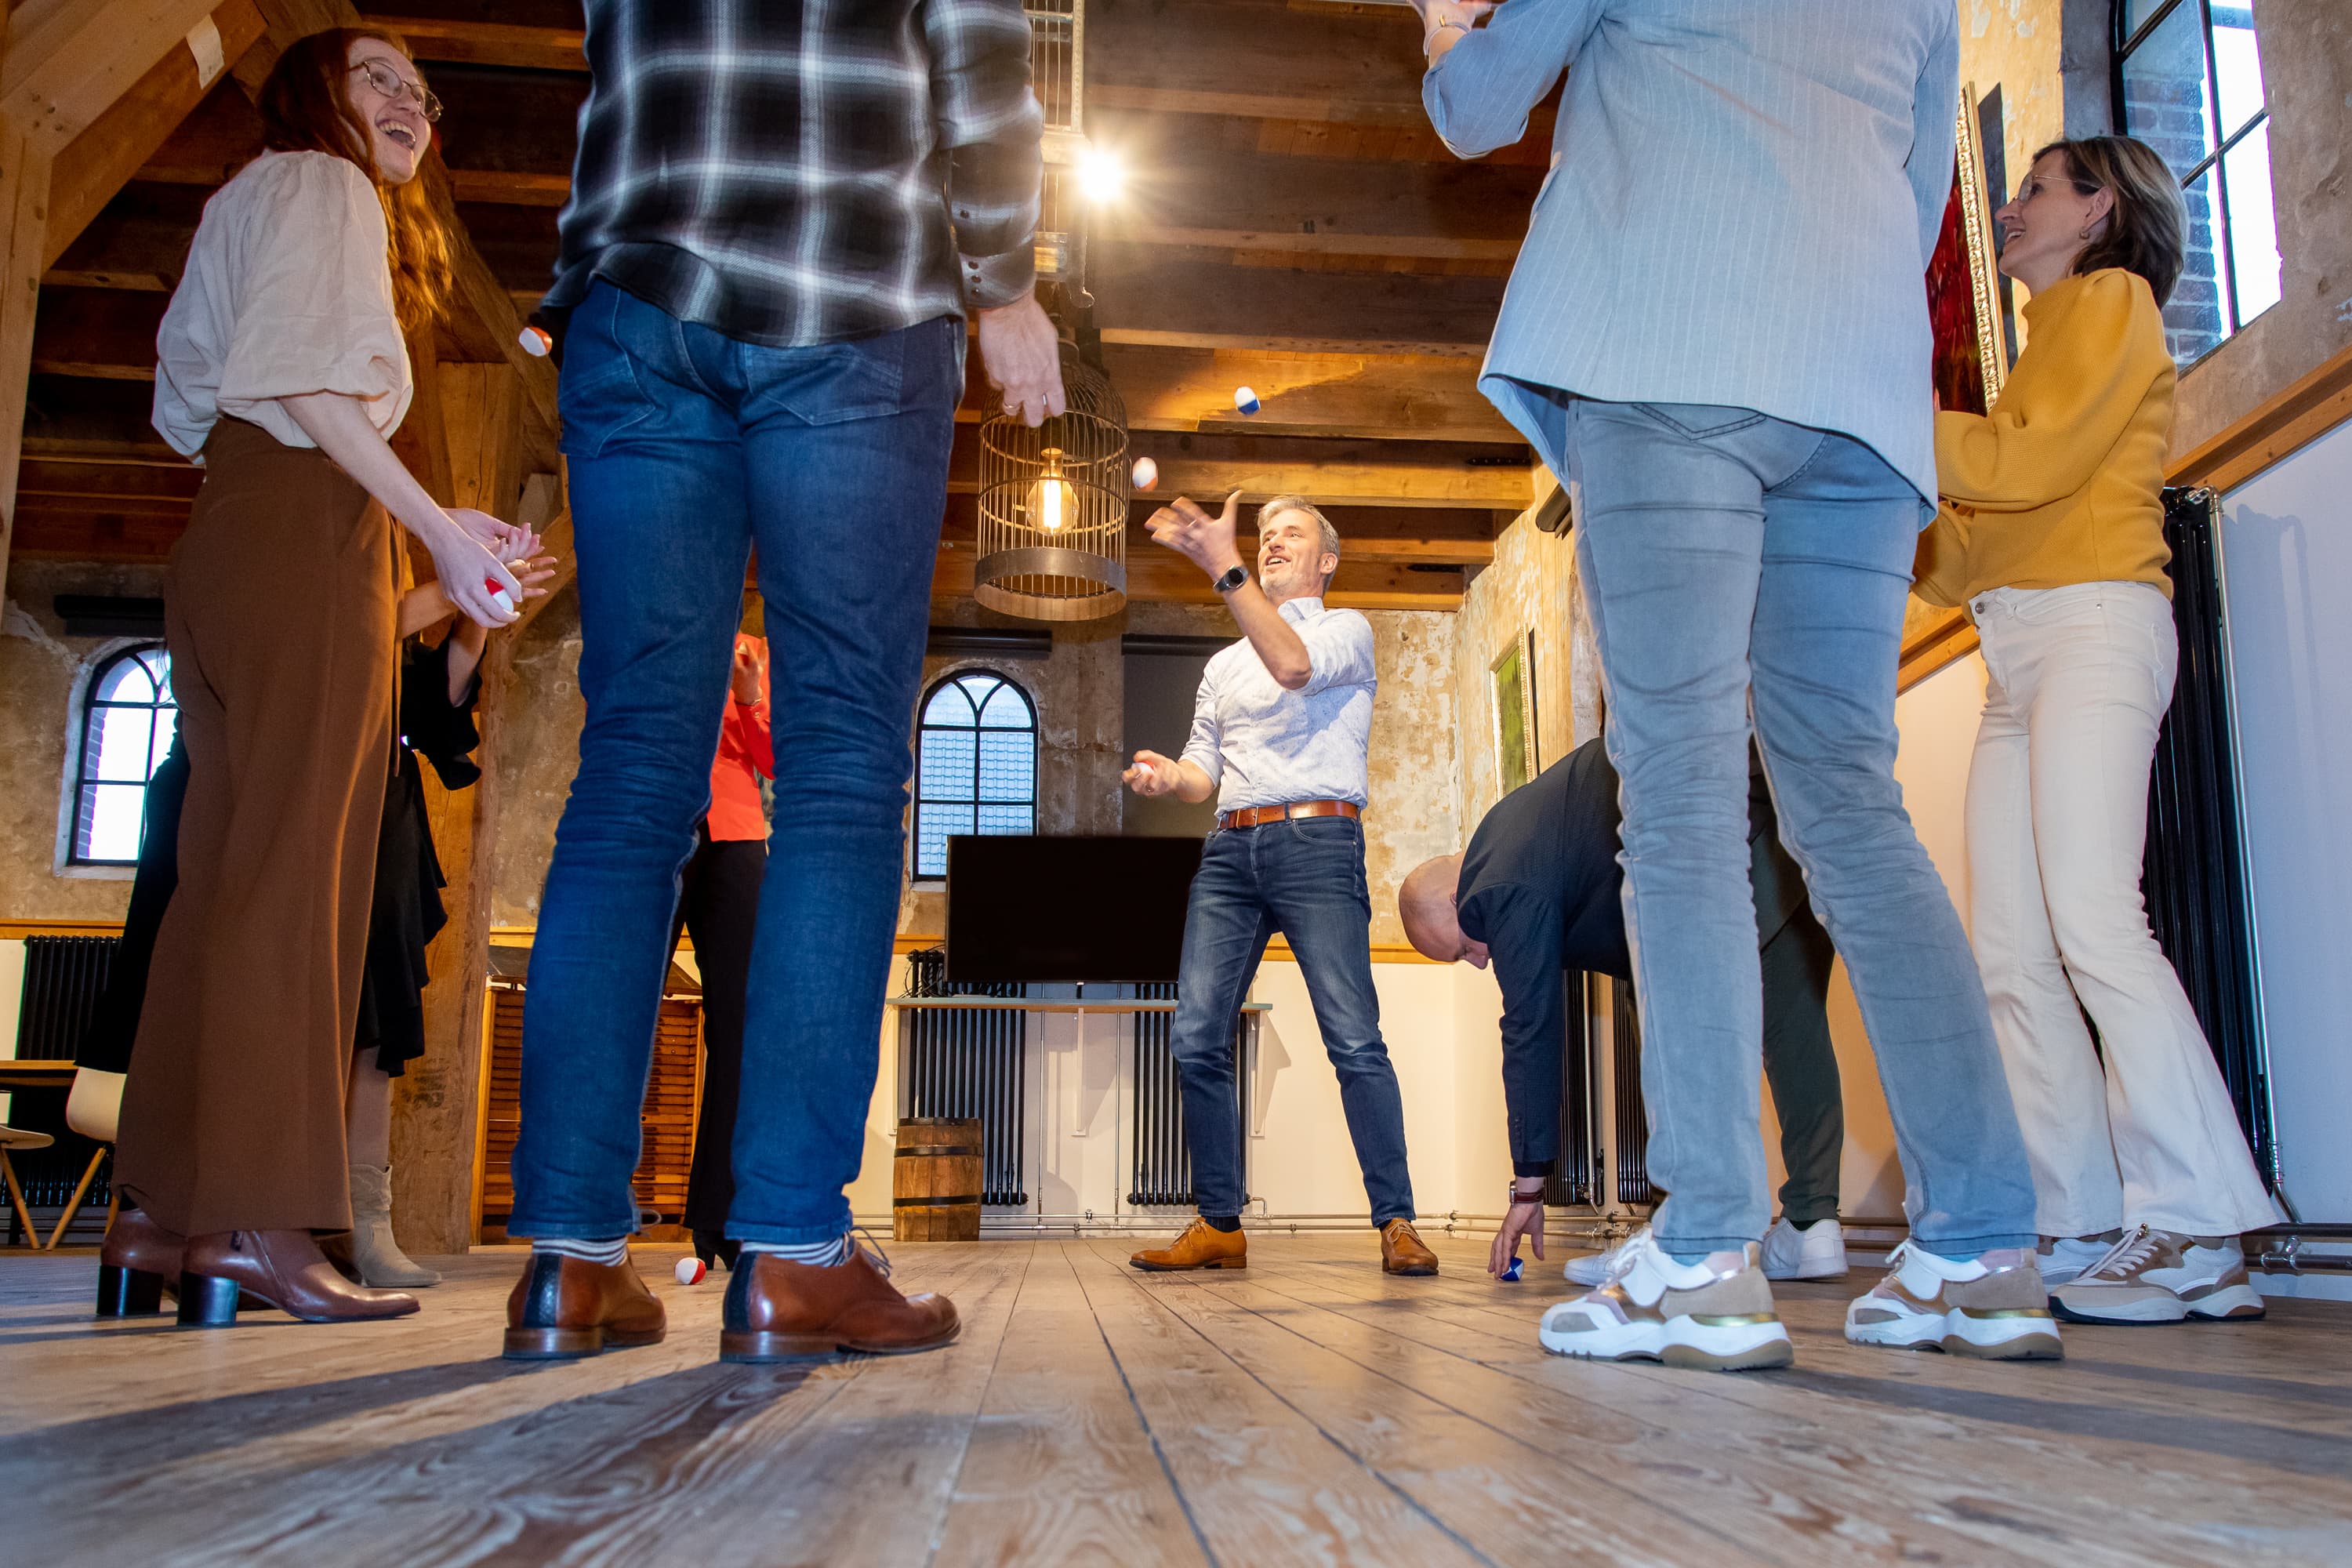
[1258,495,1341,567]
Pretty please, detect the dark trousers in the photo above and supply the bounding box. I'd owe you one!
[1759,908,1843,1227]
[666,826,765,1233]
[1170,814,1414,1227]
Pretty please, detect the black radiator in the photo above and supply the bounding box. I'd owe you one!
[901,949,1027,1206]
[2143,486,2274,1185]
[1612,981,1657,1206]
[1541,970,1599,1208]
[1127,982,1249,1208]
[8,935,117,1240]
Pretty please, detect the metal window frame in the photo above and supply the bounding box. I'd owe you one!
[2113,0,2271,344]
[66,641,175,868]
[911,666,1040,882]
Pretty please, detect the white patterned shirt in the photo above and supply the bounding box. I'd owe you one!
[1181,598,1377,814]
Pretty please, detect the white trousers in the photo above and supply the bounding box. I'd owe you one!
[1965,581,2278,1239]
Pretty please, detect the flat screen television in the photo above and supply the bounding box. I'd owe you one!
[946,835,1203,984]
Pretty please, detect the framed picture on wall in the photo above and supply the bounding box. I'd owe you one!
[1929,84,2009,416]
[1490,630,1538,797]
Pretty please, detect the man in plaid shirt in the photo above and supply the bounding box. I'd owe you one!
[505,0,1063,1366]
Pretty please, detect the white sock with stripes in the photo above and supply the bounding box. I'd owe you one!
[739,1236,851,1267]
[532,1236,630,1267]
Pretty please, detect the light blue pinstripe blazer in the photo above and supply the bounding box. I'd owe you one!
[1425,0,1960,504]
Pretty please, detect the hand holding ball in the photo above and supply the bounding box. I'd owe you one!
[675,1255,706,1286]
[1131,456,1158,492]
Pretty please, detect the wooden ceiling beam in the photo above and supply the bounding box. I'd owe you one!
[1089,243,1499,359]
[946,423,1530,510]
[372,15,583,73]
[1094,343,1516,443]
[929,543,1461,613]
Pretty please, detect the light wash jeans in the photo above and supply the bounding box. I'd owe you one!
[1967,581,2278,1238]
[1564,397,2038,1256]
[509,281,961,1245]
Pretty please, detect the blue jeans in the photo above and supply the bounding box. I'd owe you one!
[1169,815,1414,1226]
[1565,397,2038,1255]
[509,281,961,1245]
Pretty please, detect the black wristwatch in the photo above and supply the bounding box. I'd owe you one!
[1211,564,1248,595]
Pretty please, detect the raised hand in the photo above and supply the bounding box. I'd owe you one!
[1143,490,1244,581]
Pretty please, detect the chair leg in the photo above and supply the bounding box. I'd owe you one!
[0,1153,38,1249]
[45,1147,108,1250]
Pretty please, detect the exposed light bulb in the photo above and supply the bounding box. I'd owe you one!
[1029,447,1077,533]
[1078,146,1124,204]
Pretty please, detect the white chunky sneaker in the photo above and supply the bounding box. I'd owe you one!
[2034,1230,2123,1288]
[1562,1235,1635,1287]
[1538,1228,1794,1372]
[2051,1225,2266,1326]
[1760,1217,1848,1281]
[1845,1242,2063,1359]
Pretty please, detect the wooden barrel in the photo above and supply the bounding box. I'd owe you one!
[894,1117,982,1241]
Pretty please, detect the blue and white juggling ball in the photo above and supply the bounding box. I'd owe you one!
[1232,385,1260,416]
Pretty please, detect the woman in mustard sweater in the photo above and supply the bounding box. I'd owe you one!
[1918,136,2275,1327]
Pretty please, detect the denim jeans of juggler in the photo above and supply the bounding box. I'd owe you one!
[509,281,960,1246]
[1167,814,1415,1227]
[1563,396,2038,1258]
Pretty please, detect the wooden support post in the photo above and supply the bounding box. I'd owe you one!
[0,123,51,591]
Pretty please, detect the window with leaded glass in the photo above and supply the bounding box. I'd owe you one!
[912,669,1037,880]
[69,642,177,866]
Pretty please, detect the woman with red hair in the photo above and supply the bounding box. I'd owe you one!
[102,28,521,1327]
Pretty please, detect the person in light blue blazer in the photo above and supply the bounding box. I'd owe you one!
[1413,0,2057,1372]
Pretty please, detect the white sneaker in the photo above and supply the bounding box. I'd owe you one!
[2051,1225,2266,1325]
[1538,1228,1794,1372]
[1845,1241,2063,1359]
[1760,1217,1847,1280]
[1562,1235,1635,1287]
[2034,1230,2122,1288]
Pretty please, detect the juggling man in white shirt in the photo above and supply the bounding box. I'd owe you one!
[1122,492,1440,1279]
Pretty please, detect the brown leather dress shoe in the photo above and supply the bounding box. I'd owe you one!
[503,1251,667,1360]
[720,1243,958,1362]
[178,1230,420,1325]
[1381,1218,1440,1276]
[1131,1218,1247,1272]
[96,1206,184,1318]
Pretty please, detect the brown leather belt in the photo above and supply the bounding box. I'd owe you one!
[1217,800,1362,831]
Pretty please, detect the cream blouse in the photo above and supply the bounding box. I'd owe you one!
[153,150,412,461]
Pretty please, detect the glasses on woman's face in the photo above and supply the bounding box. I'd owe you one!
[350,57,443,124]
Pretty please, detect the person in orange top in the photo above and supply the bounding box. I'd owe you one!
[665,622,772,1270]
[1918,136,2276,1328]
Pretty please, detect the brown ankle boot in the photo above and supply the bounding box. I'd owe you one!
[503,1251,667,1360]
[1131,1218,1247,1272]
[1381,1218,1439,1276]
[96,1207,185,1317]
[179,1230,420,1325]
[720,1241,957,1363]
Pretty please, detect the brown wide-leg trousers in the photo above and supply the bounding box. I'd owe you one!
[114,418,395,1236]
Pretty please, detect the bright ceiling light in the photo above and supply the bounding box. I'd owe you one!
[1078,146,1124,204]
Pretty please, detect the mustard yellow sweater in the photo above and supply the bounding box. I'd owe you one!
[1914,268,2176,608]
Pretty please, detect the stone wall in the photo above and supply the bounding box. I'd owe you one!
[0,561,166,924]
[1451,481,1575,835]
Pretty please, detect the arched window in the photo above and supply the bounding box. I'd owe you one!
[913,668,1036,880]
[70,643,177,866]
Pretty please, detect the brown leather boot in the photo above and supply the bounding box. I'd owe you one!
[1131,1218,1247,1272]
[720,1241,958,1363]
[96,1206,185,1318]
[178,1230,420,1326]
[503,1251,667,1360]
[1381,1218,1440,1276]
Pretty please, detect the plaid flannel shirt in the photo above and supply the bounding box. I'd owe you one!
[548,0,1043,347]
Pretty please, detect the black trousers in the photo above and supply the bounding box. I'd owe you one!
[666,827,765,1232]
[1759,906,1844,1228]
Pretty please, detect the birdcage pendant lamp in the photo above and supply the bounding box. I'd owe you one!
[974,350,1129,622]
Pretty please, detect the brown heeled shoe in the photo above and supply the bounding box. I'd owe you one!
[176,1229,420,1326]
[96,1206,184,1318]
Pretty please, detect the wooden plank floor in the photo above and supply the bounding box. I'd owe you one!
[4,1232,2350,1566]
